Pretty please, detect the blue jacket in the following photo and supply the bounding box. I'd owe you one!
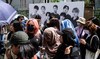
[61,19,79,46]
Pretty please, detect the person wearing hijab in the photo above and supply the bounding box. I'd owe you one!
[43,19,63,59]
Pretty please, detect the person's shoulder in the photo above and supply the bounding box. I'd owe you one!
[76,16,79,20]
[35,30,42,36]
[44,27,54,31]
[4,48,12,59]
[63,19,71,22]
[75,26,79,30]
[66,14,71,17]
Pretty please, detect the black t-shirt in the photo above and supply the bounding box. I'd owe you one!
[70,16,79,27]
[53,43,70,59]
[52,13,60,19]
[66,14,71,20]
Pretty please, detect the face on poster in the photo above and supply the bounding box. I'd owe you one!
[29,1,84,18]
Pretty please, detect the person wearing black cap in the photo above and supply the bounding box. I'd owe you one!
[80,21,99,59]
[87,17,100,59]
[4,31,37,59]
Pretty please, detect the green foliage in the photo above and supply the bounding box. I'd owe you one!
[85,0,90,4]
[94,8,100,20]
[51,0,60,2]
[85,0,93,7]
[17,10,29,18]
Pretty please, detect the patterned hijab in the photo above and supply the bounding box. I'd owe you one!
[43,27,62,58]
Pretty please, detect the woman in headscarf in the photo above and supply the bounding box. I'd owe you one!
[43,19,63,59]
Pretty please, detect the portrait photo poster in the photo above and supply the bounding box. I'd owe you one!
[29,1,84,26]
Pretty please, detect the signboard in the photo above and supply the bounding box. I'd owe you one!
[29,1,84,26]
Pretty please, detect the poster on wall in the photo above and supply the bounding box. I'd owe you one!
[29,1,84,27]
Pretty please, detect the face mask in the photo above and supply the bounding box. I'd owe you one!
[27,25,34,32]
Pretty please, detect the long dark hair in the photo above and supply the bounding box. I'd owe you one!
[17,44,37,59]
[62,28,76,46]
[85,21,97,34]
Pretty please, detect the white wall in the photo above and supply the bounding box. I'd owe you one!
[2,0,85,11]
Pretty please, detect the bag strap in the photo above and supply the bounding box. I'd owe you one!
[90,35,99,48]
[79,28,84,38]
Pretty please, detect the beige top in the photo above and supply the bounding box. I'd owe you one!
[4,48,17,59]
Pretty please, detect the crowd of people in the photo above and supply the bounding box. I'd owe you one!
[0,12,100,59]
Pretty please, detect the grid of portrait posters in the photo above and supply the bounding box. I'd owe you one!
[29,1,84,27]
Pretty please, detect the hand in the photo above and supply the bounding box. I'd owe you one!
[80,39,86,45]
[65,46,73,54]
